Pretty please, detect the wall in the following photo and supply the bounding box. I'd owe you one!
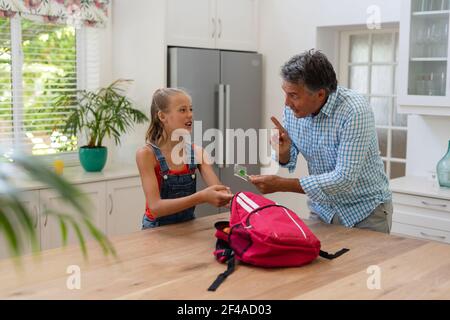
[258,0,449,216]
[407,115,450,178]
[108,0,167,166]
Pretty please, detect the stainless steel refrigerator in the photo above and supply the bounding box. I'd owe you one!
[168,47,263,217]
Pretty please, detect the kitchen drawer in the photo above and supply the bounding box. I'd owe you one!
[393,193,450,213]
[393,206,450,232]
[391,222,450,244]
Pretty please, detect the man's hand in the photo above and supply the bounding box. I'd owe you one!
[249,175,304,195]
[270,116,291,164]
[249,175,282,194]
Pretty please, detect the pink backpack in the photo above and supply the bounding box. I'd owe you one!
[208,191,349,291]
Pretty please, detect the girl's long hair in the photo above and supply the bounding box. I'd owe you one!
[145,88,191,145]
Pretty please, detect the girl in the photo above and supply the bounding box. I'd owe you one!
[136,88,233,229]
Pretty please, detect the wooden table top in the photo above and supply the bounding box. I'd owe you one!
[1,212,450,300]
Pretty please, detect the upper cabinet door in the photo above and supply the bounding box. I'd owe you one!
[166,0,216,49]
[398,0,450,116]
[215,0,258,51]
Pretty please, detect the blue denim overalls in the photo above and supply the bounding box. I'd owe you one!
[142,142,198,229]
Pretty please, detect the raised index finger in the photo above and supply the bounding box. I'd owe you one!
[270,116,285,132]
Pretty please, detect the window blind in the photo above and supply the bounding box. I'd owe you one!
[0,16,100,157]
[0,17,13,151]
[20,18,78,154]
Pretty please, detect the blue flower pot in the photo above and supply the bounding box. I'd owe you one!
[79,146,107,172]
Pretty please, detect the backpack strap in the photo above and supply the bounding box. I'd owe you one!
[208,255,235,292]
[213,239,233,263]
[319,248,350,260]
[208,221,235,291]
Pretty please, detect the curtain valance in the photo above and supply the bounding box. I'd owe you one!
[0,0,109,27]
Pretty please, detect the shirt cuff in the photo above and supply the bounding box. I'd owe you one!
[276,145,298,173]
[300,175,329,203]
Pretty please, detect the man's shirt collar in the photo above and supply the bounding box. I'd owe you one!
[319,86,340,117]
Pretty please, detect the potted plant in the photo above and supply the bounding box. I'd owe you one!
[55,79,148,172]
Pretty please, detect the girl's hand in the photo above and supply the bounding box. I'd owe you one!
[201,185,234,207]
[223,187,233,209]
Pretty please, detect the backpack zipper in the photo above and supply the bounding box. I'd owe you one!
[243,204,308,240]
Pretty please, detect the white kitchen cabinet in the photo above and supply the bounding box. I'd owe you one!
[106,177,145,236]
[166,0,216,49]
[390,176,450,244]
[0,191,40,260]
[166,0,258,51]
[215,0,258,51]
[398,0,450,116]
[39,182,106,251]
[1,166,144,259]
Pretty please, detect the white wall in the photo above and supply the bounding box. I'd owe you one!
[407,116,450,178]
[107,0,167,166]
[258,0,449,216]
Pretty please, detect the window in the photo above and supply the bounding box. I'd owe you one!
[0,15,98,160]
[340,28,407,179]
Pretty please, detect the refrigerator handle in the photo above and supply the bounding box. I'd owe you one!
[225,84,231,168]
[218,84,225,169]
[225,85,231,131]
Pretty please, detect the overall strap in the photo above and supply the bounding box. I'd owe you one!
[147,143,170,174]
[187,143,198,171]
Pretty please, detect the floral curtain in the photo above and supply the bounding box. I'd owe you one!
[0,0,109,27]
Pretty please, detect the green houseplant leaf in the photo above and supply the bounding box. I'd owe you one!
[54,79,148,148]
[0,151,116,260]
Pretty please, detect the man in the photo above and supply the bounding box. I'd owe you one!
[249,49,392,233]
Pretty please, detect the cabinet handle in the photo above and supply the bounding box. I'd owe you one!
[421,201,447,208]
[420,232,446,240]
[218,18,222,38]
[108,194,113,215]
[42,204,48,227]
[33,205,38,229]
[212,18,216,38]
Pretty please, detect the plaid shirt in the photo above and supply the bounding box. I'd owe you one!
[280,86,391,227]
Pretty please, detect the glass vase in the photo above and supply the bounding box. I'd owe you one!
[436,140,450,188]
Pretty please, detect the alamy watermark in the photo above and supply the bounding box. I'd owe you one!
[366,265,381,290]
[168,121,282,175]
[66,265,81,290]
[367,5,382,30]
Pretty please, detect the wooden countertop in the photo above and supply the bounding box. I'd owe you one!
[1,212,450,300]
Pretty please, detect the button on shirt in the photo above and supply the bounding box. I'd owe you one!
[280,86,392,227]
